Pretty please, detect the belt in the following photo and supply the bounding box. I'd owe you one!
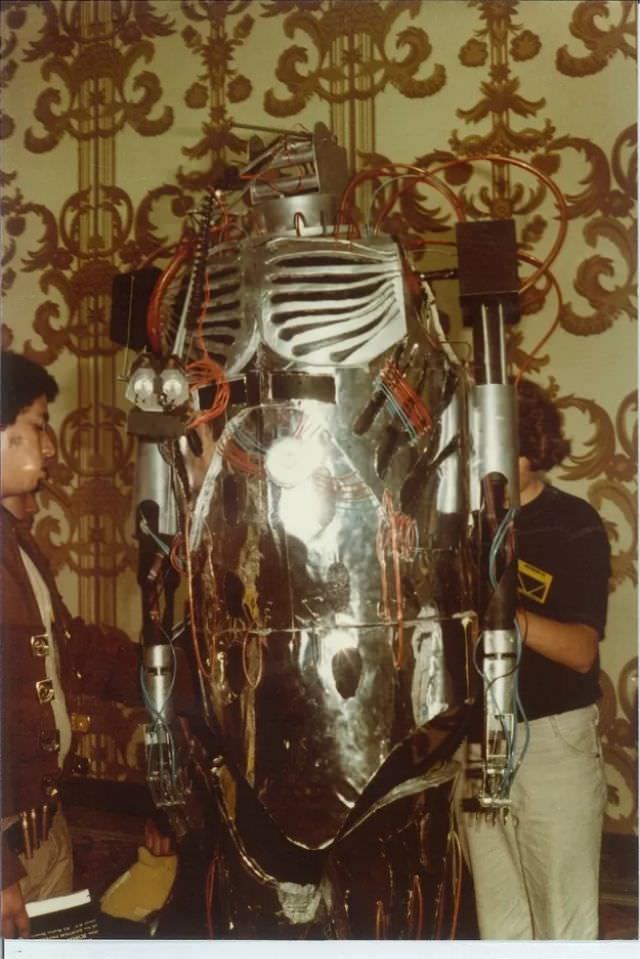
[200,370,336,409]
[3,800,59,859]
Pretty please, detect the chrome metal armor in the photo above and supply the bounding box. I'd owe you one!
[125,123,521,937]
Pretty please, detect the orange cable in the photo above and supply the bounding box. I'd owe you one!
[169,532,185,574]
[426,153,569,293]
[146,240,190,353]
[372,173,465,233]
[341,154,568,297]
[184,510,213,679]
[335,164,465,237]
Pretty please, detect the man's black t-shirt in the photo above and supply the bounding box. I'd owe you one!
[515,483,610,721]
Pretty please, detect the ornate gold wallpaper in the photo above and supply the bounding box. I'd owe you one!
[1,0,636,832]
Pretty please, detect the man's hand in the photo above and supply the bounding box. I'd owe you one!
[144,817,174,857]
[1,881,29,938]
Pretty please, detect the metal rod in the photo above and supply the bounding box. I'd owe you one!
[232,122,308,136]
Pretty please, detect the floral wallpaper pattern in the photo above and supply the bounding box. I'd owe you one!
[1,0,636,832]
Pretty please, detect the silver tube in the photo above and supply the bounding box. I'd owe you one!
[142,644,174,724]
[134,440,178,537]
[469,383,519,511]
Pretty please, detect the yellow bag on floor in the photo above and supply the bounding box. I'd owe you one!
[100,846,177,922]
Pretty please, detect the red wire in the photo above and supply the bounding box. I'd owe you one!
[337,154,568,298]
[376,491,417,668]
[426,153,569,293]
[184,510,213,679]
[220,438,265,476]
[146,240,190,353]
[372,174,464,233]
[335,164,465,237]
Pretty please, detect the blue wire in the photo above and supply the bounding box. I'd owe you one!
[488,507,517,589]
[379,380,419,444]
[139,634,179,787]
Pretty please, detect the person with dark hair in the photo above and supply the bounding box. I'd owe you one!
[455,377,610,940]
[0,350,145,938]
[0,351,60,430]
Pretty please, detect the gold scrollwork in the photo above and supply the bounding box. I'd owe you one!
[59,404,135,478]
[555,393,618,481]
[0,2,27,141]
[546,136,614,220]
[612,123,637,201]
[603,744,638,833]
[599,666,638,832]
[178,2,254,190]
[559,217,636,336]
[3,180,141,359]
[618,657,638,726]
[554,391,637,589]
[20,0,175,154]
[19,1,175,64]
[263,0,445,118]
[0,173,23,296]
[59,186,135,261]
[33,399,136,577]
[507,327,550,380]
[119,185,194,267]
[451,1,552,156]
[556,0,637,78]
[356,148,455,240]
[25,39,173,152]
[615,392,638,479]
[2,186,72,288]
[27,260,120,361]
[589,479,637,590]
[36,477,136,578]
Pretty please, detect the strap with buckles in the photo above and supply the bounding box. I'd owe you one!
[3,799,59,859]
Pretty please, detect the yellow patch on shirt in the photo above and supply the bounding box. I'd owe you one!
[517,559,553,605]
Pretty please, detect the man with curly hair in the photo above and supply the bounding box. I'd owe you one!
[456,378,611,940]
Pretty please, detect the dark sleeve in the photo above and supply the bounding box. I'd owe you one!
[68,619,201,716]
[68,618,142,706]
[562,514,611,638]
[1,834,26,889]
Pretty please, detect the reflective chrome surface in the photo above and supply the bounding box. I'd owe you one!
[469,382,520,509]
[182,291,474,847]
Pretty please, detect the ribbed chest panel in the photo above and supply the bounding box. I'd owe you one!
[250,236,407,366]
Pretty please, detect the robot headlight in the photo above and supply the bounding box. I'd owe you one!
[265,435,325,488]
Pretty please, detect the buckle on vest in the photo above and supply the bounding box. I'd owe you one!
[41,774,60,799]
[35,679,55,704]
[40,729,61,753]
[70,713,91,733]
[30,633,50,657]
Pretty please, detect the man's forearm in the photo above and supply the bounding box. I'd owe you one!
[516,608,599,674]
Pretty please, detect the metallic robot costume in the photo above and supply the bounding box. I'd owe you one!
[119,123,540,937]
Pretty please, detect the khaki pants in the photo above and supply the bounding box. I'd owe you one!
[18,808,74,903]
[454,704,607,940]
